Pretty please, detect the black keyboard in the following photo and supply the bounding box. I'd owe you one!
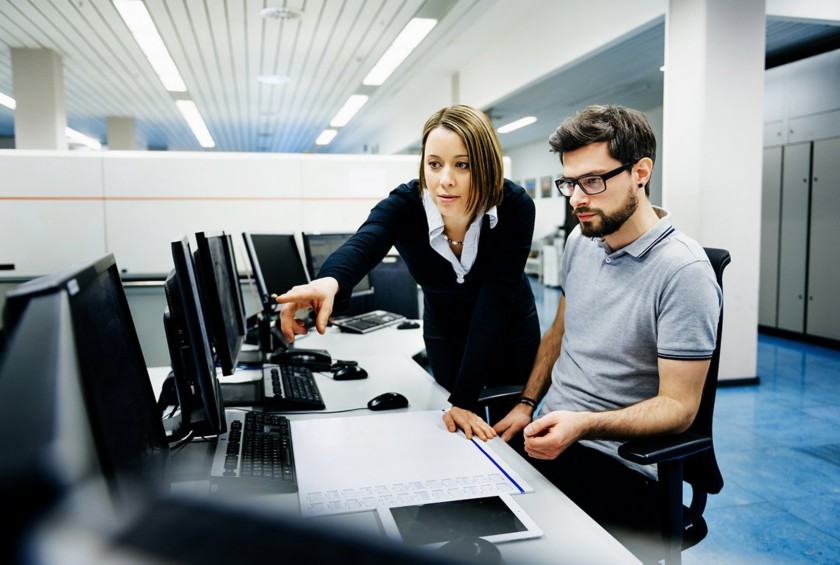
[333,310,405,334]
[262,363,325,411]
[209,410,297,493]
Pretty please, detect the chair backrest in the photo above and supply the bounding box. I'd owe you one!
[368,256,420,319]
[683,247,731,496]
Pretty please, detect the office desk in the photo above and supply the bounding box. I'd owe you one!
[151,324,639,564]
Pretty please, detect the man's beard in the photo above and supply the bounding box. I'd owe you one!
[575,189,639,238]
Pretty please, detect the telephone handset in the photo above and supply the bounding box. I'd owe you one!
[269,348,332,371]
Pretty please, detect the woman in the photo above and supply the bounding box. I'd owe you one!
[277,104,540,440]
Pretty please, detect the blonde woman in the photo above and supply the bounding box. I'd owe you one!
[278,105,540,440]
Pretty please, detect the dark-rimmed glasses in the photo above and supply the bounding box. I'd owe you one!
[554,162,634,197]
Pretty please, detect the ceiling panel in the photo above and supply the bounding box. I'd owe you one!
[0,3,837,152]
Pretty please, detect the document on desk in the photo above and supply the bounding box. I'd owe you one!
[291,410,533,517]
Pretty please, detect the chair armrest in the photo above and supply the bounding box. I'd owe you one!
[618,432,712,465]
[477,385,524,403]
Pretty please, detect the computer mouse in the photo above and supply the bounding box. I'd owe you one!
[367,392,409,411]
[333,365,368,381]
[397,320,420,330]
[436,537,501,564]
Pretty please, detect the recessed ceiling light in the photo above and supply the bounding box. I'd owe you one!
[329,95,369,127]
[257,74,290,85]
[260,7,303,20]
[497,116,537,134]
[315,129,338,146]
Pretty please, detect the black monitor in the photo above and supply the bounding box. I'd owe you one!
[301,232,373,297]
[163,237,226,439]
[242,233,310,299]
[193,231,245,376]
[241,232,276,316]
[0,254,170,518]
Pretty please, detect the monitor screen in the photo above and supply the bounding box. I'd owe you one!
[242,233,310,299]
[193,231,245,376]
[301,232,373,296]
[0,254,170,512]
[241,232,273,312]
[163,237,226,438]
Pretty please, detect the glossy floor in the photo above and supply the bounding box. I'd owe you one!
[529,279,840,564]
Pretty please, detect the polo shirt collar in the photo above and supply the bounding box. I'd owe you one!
[599,206,674,258]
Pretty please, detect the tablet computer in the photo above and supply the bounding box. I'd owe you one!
[377,494,543,547]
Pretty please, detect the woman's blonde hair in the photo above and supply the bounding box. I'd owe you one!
[418,104,504,219]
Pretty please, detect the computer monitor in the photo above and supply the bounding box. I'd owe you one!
[0,254,170,516]
[242,233,310,299]
[163,237,226,439]
[301,232,373,297]
[193,231,245,376]
[241,232,276,316]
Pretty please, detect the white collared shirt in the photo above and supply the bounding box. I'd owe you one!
[421,188,498,284]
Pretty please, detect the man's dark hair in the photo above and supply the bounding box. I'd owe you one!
[548,105,657,195]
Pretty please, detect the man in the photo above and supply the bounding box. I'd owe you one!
[493,105,721,547]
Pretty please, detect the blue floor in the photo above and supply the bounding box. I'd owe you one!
[528,278,840,564]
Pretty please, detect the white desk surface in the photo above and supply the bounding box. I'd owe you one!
[150,323,639,564]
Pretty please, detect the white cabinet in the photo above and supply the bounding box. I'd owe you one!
[760,137,840,342]
[806,137,840,340]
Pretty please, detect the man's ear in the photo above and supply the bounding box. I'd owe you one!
[634,157,653,188]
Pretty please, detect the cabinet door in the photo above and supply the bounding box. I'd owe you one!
[759,147,782,327]
[806,137,840,340]
[777,143,811,333]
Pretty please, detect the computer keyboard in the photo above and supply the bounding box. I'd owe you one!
[262,363,325,411]
[209,410,297,493]
[333,310,406,334]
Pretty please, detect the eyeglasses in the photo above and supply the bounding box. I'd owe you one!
[554,162,634,197]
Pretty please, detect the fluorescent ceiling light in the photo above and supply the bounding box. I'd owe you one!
[113,0,187,92]
[329,94,369,127]
[363,18,437,86]
[0,92,16,109]
[65,127,102,150]
[497,116,537,134]
[175,100,215,148]
[258,74,290,85]
[315,129,338,146]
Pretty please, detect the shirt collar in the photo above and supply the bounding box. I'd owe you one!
[599,206,674,258]
[421,188,498,238]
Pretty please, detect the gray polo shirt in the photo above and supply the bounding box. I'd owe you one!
[541,207,721,476]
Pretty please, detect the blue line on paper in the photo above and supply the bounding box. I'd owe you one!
[470,439,524,493]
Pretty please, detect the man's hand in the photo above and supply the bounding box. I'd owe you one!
[493,403,534,442]
[275,277,339,342]
[442,406,497,441]
[523,410,587,460]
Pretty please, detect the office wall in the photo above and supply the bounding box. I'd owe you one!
[0,151,419,277]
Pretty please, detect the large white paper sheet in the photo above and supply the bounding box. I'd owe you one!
[291,410,533,516]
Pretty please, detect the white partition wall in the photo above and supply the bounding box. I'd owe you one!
[0,150,419,276]
[0,152,106,275]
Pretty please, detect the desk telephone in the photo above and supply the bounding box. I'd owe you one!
[270,348,332,372]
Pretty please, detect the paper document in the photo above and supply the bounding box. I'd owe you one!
[291,410,533,517]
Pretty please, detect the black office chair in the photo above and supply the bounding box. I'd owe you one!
[617,247,731,565]
[368,255,420,319]
[477,385,525,424]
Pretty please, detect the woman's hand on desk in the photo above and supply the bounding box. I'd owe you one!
[443,406,497,441]
[276,277,339,342]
